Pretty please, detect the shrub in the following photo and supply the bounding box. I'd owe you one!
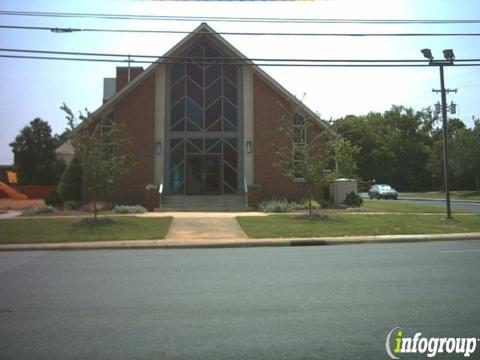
[258,199,300,213]
[113,205,147,214]
[31,205,56,214]
[344,191,363,207]
[145,184,158,191]
[63,200,81,210]
[301,198,322,210]
[44,190,64,207]
[79,201,109,213]
[58,156,82,202]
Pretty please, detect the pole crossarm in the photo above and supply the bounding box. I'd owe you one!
[432,88,457,94]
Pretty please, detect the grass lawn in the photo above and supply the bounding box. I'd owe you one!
[361,199,459,213]
[0,216,172,244]
[237,214,480,238]
[401,191,480,201]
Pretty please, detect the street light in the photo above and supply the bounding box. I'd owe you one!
[421,48,455,219]
[421,48,433,60]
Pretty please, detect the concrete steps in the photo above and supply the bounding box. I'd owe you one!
[157,195,249,212]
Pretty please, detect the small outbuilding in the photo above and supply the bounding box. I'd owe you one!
[330,178,358,204]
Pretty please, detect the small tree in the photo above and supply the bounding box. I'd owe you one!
[57,156,82,202]
[273,101,333,216]
[334,138,360,179]
[61,103,134,222]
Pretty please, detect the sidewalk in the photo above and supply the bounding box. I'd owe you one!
[166,216,248,240]
[1,232,479,251]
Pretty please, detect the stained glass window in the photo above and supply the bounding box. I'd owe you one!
[167,39,241,194]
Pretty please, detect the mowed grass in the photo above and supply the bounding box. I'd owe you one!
[361,199,456,213]
[401,191,480,200]
[0,216,172,244]
[237,214,480,238]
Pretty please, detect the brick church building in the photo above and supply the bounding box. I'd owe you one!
[85,23,333,209]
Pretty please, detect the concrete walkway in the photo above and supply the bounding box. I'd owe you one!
[0,210,22,219]
[165,212,263,240]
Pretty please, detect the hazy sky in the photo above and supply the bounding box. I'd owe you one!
[1,0,479,164]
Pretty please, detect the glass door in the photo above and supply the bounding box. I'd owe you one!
[186,155,221,195]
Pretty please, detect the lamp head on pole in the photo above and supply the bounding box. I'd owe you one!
[421,48,433,60]
[443,49,455,61]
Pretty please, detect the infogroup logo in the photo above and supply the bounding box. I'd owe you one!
[385,327,479,359]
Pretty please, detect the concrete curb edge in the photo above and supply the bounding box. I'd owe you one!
[1,232,480,251]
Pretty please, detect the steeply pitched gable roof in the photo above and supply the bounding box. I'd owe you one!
[90,22,334,137]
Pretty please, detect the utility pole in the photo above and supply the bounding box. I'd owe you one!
[421,48,456,219]
[127,55,131,83]
[432,86,458,219]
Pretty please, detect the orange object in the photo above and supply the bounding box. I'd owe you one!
[7,171,18,184]
[0,181,28,200]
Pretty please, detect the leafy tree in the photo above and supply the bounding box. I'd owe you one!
[61,104,134,222]
[333,106,433,191]
[273,101,333,216]
[449,119,480,190]
[9,118,65,185]
[57,156,82,202]
[333,138,360,179]
[427,118,469,190]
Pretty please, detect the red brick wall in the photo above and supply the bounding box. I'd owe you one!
[253,74,326,201]
[109,73,156,205]
[116,67,144,93]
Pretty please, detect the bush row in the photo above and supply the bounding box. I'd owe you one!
[257,192,362,213]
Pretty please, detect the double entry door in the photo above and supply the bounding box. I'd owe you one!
[186,155,221,195]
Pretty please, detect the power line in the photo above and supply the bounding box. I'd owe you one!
[2,54,480,67]
[3,25,480,37]
[3,47,480,63]
[1,10,480,24]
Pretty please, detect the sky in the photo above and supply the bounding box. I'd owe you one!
[1,0,480,165]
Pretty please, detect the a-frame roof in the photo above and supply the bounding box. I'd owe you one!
[90,22,334,137]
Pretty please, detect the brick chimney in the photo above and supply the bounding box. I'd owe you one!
[116,67,144,92]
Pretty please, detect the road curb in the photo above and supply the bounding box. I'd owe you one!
[1,233,479,251]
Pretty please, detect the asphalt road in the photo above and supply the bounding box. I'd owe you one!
[1,242,480,359]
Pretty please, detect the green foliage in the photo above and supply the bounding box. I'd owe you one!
[344,191,363,207]
[258,199,301,213]
[333,106,434,191]
[301,198,322,210]
[334,138,360,179]
[45,190,64,208]
[57,156,82,202]
[9,118,65,185]
[61,103,134,222]
[273,99,334,215]
[427,118,480,191]
[113,205,147,214]
[63,200,81,210]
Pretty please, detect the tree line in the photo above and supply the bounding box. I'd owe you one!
[332,105,480,191]
[8,104,480,194]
